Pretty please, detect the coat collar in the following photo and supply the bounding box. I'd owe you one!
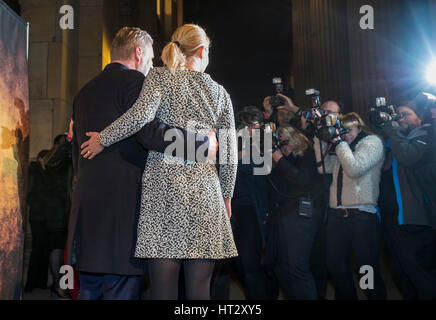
[103,62,129,71]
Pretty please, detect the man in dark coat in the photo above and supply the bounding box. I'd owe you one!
[68,27,212,300]
[379,98,436,300]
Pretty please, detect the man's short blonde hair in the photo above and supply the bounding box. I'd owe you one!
[110,27,153,61]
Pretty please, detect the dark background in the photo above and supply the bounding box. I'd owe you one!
[184,0,293,112]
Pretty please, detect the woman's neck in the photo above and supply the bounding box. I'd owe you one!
[185,57,202,72]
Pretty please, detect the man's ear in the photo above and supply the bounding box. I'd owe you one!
[135,46,142,61]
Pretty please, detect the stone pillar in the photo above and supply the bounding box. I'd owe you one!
[77,0,104,89]
[20,0,79,159]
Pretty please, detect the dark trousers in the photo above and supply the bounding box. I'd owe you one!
[309,191,329,300]
[78,272,143,300]
[381,212,418,299]
[269,202,323,300]
[25,221,49,290]
[395,225,436,300]
[232,205,269,300]
[211,204,271,300]
[326,210,387,300]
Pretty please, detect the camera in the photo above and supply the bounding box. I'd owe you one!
[368,97,401,125]
[269,77,286,110]
[301,88,349,141]
[317,113,349,142]
[302,89,323,120]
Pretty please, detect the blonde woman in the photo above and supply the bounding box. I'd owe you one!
[80,24,238,300]
[266,126,327,299]
[314,112,387,300]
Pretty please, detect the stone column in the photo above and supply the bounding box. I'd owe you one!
[20,0,79,159]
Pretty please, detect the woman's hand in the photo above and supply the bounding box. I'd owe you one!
[330,129,342,144]
[207,130,218,162]
[272,149,284,163]
[81,132,104,159]
[224,198,232,219]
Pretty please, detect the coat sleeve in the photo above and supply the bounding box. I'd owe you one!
[382,123,431,168]
[217,89,238,199]
[136,119,210,163]
[275,155,311,188]
[99,69,162,147]
[313,137,335,174]
[335,135,384,179]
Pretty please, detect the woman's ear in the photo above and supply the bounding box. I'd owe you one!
[196,46,205,59]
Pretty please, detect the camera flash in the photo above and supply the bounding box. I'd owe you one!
[427,61,436,85]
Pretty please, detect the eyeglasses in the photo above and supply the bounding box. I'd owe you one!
[279,140,289,146]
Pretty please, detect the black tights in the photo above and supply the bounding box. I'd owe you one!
[148,258,215,300]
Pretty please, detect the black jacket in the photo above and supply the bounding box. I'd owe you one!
[268,148,326,216]
[379,122,436,229]
[27,160,70,230]
[68,63,209,275]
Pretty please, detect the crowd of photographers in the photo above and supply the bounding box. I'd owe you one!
[224,88,436,300]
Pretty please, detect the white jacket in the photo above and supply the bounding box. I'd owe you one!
[314,135,385,208]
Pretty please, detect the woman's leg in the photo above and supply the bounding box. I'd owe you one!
[148,258,181,300]
[326,212,357,300]
[184,259,215,300]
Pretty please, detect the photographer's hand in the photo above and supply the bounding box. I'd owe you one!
[276,93,300,114]
[272,149,284,163]
[330,129,343,145]
[263,97,273,117]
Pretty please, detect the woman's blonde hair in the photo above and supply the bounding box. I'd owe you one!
[277,126,313,157]
[340,112,373,135]
[161,24,210,69]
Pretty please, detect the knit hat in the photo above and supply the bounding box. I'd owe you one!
[398,100,426,120]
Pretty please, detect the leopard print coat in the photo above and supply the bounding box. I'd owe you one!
[99,67,238,259]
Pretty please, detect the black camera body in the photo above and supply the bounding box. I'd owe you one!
[317,113,349,142]
[368,97,401,125]
[302,88,349,142]
[269,77,286,110]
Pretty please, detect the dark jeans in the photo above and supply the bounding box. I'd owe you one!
[309,191,329,300]
[381,211,418,299]
[395,225,436,300]
[232,205,269,300]
[268,201,323,300]
[211,204,272,300]
[326,210,387,300]
[25,220,67,291]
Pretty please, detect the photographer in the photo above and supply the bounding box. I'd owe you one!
[229,106,270,299]
[377,99,436,299]
[264,93,342,299]
[314,112,387,300]
[265,126,326,300]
